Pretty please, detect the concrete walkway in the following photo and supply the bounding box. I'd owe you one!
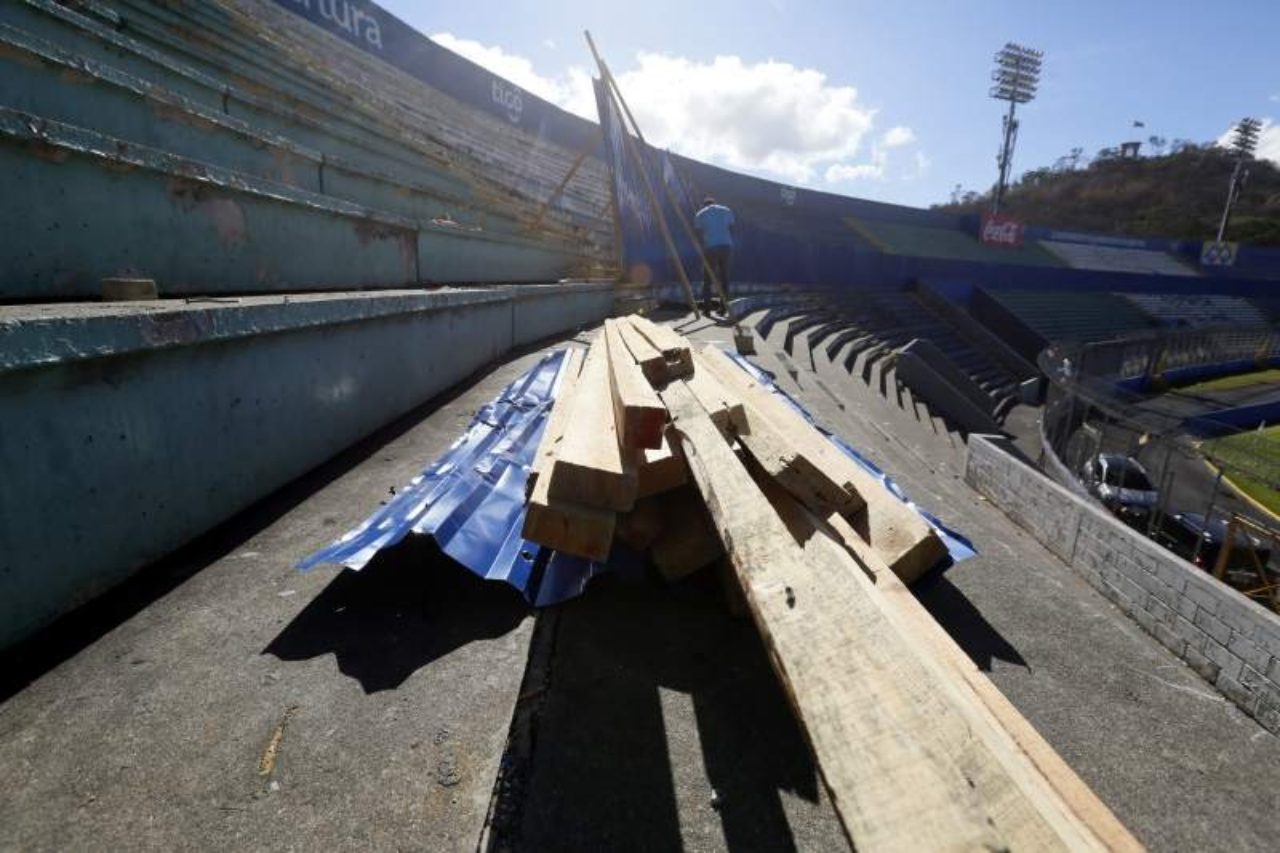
[0,343,562,851]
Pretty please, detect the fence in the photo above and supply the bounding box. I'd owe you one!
[1037,330,1280,614]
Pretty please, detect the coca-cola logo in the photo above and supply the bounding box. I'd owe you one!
[980,214,1024,247]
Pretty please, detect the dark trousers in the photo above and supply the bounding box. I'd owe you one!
[701,245,731,302]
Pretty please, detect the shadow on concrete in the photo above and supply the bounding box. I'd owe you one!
[913,573,1028,672]
[515,572,831,852]
[263,538,527,693]
[0,330,580,703]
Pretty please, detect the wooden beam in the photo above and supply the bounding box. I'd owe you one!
[616,315,669,385]
[626,315,693,379]
[529,148,590,233]
[522,349,615,561]
[604,318,667,450]
[526,348,583,498]
[636,428,688,498]
[698,344,945,583]
[820,513,1142,852]
[650,484,724,581]
[615,495,665,551]
[523,478,616,562]
[586,31,702,318]
[547,337,638,511]
[660,378,1122,851]
[684,361,747,436]
[694,349,864,516]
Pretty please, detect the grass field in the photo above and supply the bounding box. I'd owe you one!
[1201,425,1280,517]
[1181,367,1280,395]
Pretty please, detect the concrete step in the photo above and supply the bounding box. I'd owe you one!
[4,0,607,242]
[0,22,587,251]
[107,0,608,222]
[0,109,581,297]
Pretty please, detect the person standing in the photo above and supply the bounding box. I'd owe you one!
[694,195,734,312]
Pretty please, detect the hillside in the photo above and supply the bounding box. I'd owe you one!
[936,143,1280,246]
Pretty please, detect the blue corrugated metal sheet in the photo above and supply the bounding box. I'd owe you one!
[299,346,974,604]
[297,349,625,606]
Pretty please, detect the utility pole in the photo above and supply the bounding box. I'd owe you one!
[1216,117,1261,243]
[989,43,1043,216]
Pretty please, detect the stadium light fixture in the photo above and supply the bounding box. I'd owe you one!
[988,43,1043,216]
[1215,117,1262,242]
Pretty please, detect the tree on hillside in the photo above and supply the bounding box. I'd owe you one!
[932,138,1280,245]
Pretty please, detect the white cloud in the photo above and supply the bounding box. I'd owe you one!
[543,38,557,50]
[1216,118,1280,166]
[431,34,917,188]
[432,32,594,117]
[609,53,878,185]
[881,125,915,148]
[1270,93,1280,103]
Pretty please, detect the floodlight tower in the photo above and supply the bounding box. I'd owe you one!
[989,43,1043,215]
[1215,117,1262,242]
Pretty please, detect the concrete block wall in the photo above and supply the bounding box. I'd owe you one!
[966,434,1280,733]
[0,283,613,649]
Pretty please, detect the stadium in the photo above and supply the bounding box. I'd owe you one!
[1,0,1279,849]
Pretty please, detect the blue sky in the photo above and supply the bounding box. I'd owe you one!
[379,0,1279,208]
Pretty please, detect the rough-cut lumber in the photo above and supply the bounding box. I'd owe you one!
[661,378,1122,851]
[627,315,693,378]
[604,319,667,450]
[547,338,638,511]
[684,363,747,436]
[699,344,945,583]
[820,512,1142,852]
[649,484,724,581]
[694,349,864,516]
[523,477,616,561]
[615,496,665,551]
[522,349,616,560]
[616,316,669,385]
[635,428,688,499]
[526,348,583,498]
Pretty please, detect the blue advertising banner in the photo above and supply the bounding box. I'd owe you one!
[592,78,700,285]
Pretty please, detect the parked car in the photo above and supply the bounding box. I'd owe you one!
[1158,512,1273,575]
[1079,453,1159,523]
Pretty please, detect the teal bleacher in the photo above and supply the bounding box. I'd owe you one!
[1040,241,1199,276]
[979,288,1159,347]
[1122,292,1270,329]
[0,0,614,300]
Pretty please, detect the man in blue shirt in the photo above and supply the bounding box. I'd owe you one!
[694,196,734,312]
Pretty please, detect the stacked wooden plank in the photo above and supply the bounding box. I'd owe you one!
[522,315,710,573]
[521,317,1139,850]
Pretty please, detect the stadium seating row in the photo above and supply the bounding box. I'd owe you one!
[1041,240,1200,276]
[0,0,614,299]
[1123,292,1271,329]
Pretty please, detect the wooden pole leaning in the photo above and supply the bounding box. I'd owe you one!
[584,34,732,321]
[585,30,701,318]
[530,147,592,233]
